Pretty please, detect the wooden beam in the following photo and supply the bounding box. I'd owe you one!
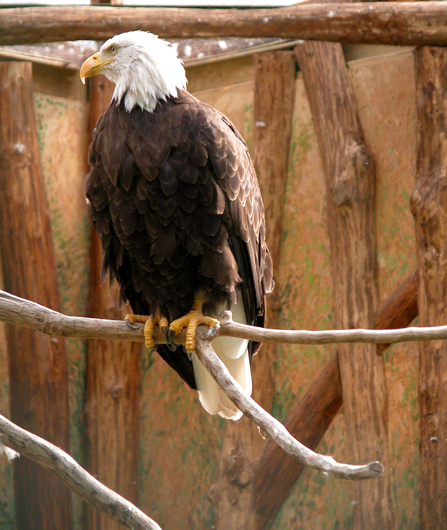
[84,75,141,530]
[2,3,447,47]
[0,61,72,530]
[412,46,447,530]
[211,51,296,530]
[295,41,394,528]
[252,268,418,528]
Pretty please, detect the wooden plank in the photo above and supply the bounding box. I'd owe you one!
[212,51,296,530]
[253,267,418,528]
[3,3,447,46]
[412,46,447,530]
[84,75,141,530]
[0,61,72,530]
[295,42,394,528]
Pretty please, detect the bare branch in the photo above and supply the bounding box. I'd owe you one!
[0,414,162,530]
[2,290,447,347]
[194,335,383,480]
[4,287,447,483]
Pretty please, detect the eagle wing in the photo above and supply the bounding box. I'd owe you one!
[86,91,273,388]
[198,99,274,340]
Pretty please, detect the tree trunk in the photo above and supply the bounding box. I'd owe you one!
[212,51,295,530]
[0,61,72,530]
[84,75,141,530]
[295,41,394,528]
[411,45,447,530]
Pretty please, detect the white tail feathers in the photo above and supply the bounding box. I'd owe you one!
[192,298,252,421]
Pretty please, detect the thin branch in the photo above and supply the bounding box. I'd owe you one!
[194,336,382,480]
[2,290,447,346]
[0,414,162,530]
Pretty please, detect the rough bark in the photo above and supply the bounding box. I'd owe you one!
[212,51,295,530]
[3,3,447,46]
[84,75,141,530]
[411,45,447,530]
[0,61,72,530]
[295,42,394,528]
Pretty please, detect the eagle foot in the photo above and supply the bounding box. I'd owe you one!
[169,297,219,353]
[125,312,169,352]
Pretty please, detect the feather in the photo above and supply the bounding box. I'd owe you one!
[84,33,273,417]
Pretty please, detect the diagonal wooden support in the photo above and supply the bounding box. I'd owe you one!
[253,269,418,528]
[295,41,394,528]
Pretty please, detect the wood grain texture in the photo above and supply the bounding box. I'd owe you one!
[412,46,447,529]
[295,42,394,528]
[213,51,296,530]
[84,75,141,530]
[0,61,72,530]
[3,4,447,46]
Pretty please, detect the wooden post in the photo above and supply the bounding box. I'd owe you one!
[295,42,394,528]
[83,75,141,530]
[212,51,295,530]
[0,62,72,530]
[412,46,447,529]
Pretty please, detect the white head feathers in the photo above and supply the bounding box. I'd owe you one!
[100,31,187,113]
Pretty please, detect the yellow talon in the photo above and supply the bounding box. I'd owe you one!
[169,296,219,353]
[125,311,168,351]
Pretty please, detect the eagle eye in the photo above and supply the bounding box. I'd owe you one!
[110,45,117,54]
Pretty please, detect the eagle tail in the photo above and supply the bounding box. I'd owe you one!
[191,337,251,421]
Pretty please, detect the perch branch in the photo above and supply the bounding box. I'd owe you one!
[0,414,162,530]
[3,3,447,46]
[2,290,447,346]
[193,336,382,480]
[3,287,447,482]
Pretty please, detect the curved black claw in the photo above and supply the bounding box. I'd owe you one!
[162,326,177,351]
[126,319,140,330]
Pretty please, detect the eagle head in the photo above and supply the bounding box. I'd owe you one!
[80,31,187,113]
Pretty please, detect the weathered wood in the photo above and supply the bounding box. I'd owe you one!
[295,42,394,528]
[84,75,141,530]
[0,62,72,530]
[411,46,447,530]
[213,51,296,530]
[0,414,162,530]
[3,3,447,46]
[375,270,418,331]
[252,266,418,528]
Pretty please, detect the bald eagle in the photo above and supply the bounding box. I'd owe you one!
[80,31,273,420]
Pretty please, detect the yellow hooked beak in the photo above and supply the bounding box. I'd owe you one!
[80,52,113,84]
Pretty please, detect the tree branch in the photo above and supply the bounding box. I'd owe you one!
[0,414,162,530]
[2,289,447,346]
[1,3,447,47]
[193,336,382,480]
[0,289,387,481]
[3,286,447,486]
